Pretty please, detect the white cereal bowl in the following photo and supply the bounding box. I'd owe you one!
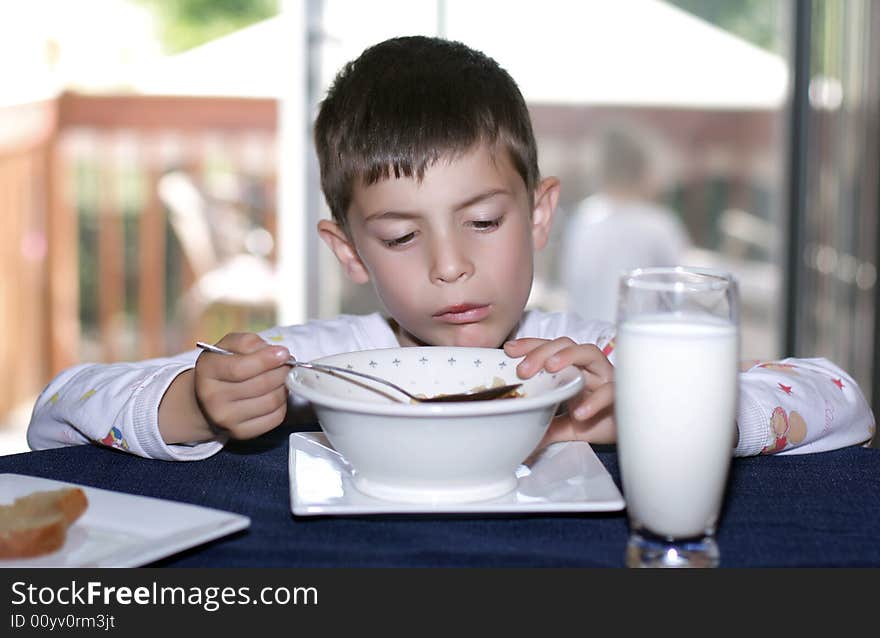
[285,346,584,504]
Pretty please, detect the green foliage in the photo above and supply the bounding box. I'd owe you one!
[666,0,785,53]
[135,0,279,53]
[810,0,843,75]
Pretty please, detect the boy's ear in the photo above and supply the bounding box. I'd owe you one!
[531,176,560,250]
[317,219,370,284]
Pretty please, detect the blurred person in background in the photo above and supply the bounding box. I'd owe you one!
[560,127,691,324]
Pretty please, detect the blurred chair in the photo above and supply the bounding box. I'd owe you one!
[157,170,278,329]
[718,208,776,259]
[684,207,780,332]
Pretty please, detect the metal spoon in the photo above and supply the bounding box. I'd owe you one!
[195,342,523,403]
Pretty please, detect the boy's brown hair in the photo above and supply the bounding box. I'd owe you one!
[314,36,539,228]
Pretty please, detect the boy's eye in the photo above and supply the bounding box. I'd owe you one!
[382,232,416,248]
[469,217,504,231]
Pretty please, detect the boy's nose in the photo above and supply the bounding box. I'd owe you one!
[429,241,474,284]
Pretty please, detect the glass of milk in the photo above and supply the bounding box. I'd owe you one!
[615,267,739,568]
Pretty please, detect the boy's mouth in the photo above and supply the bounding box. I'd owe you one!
[433,303,491,324]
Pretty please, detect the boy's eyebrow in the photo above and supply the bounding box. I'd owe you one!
[452,188,510,211]
[364,210,420,223]
[364,189,511,223]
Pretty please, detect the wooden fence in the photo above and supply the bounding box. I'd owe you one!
[0,99,58,418]
[0,93,278,418]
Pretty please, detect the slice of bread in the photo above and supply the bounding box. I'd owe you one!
[0,487,88,559]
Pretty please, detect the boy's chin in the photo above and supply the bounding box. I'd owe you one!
[434,325,508,349]
[449,336,503,349]
[397,320,510,349]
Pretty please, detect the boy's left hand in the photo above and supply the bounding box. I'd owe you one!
[503,337,615,449]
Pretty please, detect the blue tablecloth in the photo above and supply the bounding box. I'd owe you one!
[2,423,878,567]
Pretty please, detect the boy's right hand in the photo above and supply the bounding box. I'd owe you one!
[193,332,292,440]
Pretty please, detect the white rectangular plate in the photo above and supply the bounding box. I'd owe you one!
[0,474,250,567]
[289,432,625,515]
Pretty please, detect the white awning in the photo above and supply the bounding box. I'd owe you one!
[135,0,787,110]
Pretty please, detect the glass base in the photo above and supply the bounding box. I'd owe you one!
[626,531,719,568]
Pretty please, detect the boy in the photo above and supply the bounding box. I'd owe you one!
[28,36,874,461]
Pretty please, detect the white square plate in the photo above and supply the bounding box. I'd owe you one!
[289,432,625,515]
[0,474,250,567]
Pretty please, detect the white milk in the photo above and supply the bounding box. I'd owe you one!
[615,315,738,539]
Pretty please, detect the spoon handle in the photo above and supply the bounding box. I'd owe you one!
[194,342,521,402]
[290,360,417,401]
[195,342,414,401]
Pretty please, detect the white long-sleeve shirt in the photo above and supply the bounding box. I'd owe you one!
[27,310,875,461]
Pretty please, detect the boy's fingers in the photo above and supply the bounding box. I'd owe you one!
[227,366,291,401]
[208,386,289,433]
[544,344,613,384]
[574,409,616,444]
[505,339,613,385]
[503,338,548,355]
[203,341,290,383]
[511,337,576,378]
[233,386,289,418]
[537,406,617,450]
[216,332,271,355]
[569,382,614,420]
[223,402,289,440]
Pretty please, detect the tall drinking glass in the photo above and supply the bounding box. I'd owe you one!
[615,267,739,568]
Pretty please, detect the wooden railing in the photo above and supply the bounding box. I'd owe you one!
[0,92,279,418]
[0,100,58,417]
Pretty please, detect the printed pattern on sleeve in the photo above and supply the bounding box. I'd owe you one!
[736,358,874,456]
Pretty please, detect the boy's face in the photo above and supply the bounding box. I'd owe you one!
[319,143,559,348]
